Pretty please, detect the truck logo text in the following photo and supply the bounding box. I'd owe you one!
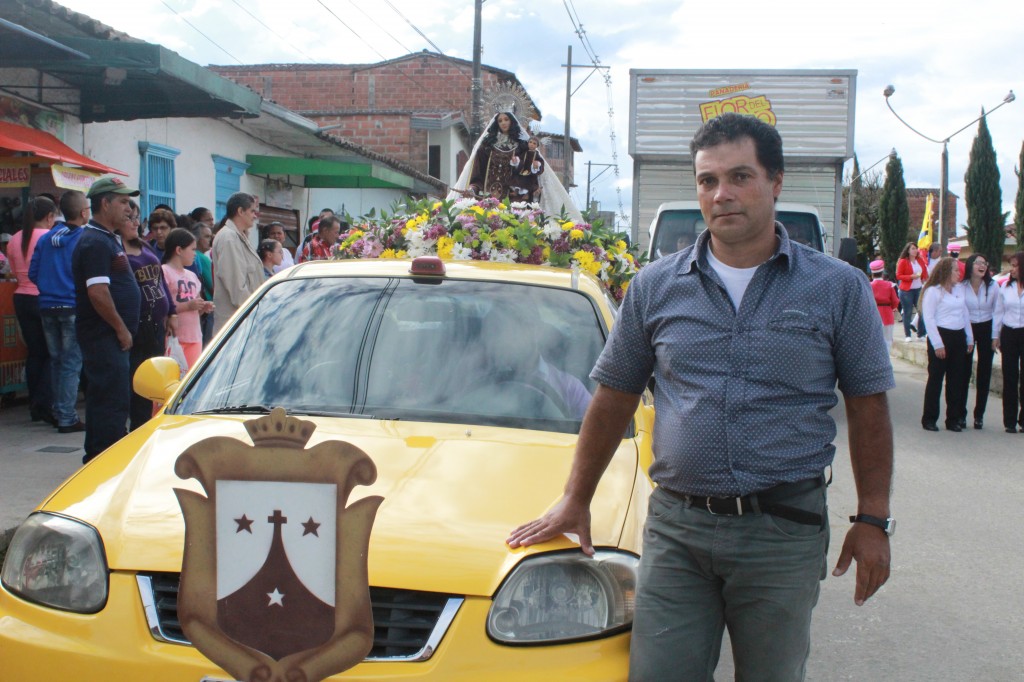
[699,94,777,126]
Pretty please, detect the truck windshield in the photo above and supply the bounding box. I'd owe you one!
[650,209,823,260]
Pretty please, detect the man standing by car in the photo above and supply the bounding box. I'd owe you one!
[509,113,895,680]
[73,177,141,463]
[29,190,90,433]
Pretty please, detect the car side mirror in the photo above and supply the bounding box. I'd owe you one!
[133,357,181,403]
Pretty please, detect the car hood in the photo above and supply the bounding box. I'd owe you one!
[39,415,640,597]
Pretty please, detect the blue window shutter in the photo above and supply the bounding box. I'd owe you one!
[212,155,249,223]
[138,142,180,217]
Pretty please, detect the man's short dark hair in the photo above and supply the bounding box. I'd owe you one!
[318,215,340,232]
[59,190,86,219]
[226,192,255,219]
[319,208,335,216]
[690,113,784,180]
[89,192,114,214]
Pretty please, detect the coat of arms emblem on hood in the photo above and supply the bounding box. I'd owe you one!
[173,408,383,682]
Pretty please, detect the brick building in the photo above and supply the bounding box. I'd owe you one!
[212,52,580,191]
[906,187,957,245]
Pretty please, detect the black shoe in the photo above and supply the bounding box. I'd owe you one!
[57,420,86,434]
[922,423,940,432]
[946,423,963,432]
[30,405,57,426]
[974,419,983,430]
[959,419,967,430]
[1006,426,1018,434]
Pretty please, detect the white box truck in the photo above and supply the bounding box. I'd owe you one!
[629,69,856,258]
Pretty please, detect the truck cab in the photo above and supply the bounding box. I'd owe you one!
[647,201,827,260]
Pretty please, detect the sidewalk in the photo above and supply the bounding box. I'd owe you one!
[0,399,86,536]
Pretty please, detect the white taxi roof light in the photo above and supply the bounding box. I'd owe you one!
[410,256,446,277]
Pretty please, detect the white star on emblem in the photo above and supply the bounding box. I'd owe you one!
[267,588,285,607]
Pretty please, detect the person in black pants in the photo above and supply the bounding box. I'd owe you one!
[958,254,999,429]
[920,258,973,432]
[995,252,1024,433]
[73,178,142,463]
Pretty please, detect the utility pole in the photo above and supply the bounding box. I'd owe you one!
[561,46,609,191]
[470,0,483,138]
[585,161,616,217]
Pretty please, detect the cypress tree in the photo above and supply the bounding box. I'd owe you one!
[964,113,1004,270]
[878,152,910,277]
[1014,141,1024,255]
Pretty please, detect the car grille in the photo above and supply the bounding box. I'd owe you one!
[137,572,463,662]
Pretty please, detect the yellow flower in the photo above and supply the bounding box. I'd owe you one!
[615,240,627,252]
[437,235,454,259]
[621,280,630,295]
[471,205,485,215]
[405,218,418,230]
[432,201,442,210]
[396,250,408,258]
[570,229,585,241]
[573,250,594,266]
[542,246,551,260]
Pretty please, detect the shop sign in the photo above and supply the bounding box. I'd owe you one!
[0,161,31,188]
[51,164,100,191]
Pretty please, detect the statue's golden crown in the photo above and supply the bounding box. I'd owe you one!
[244,407,316,448]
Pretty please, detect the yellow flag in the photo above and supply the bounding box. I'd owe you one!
[917,193,934,251]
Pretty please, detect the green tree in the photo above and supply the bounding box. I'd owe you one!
[1013,140,1024,245]
[964,113,1004,269]
[842,155,886,265]
[878,152,910,277]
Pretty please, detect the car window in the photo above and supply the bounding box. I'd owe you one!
[173,276,609,434]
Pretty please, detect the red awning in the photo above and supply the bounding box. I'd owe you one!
[0,120,126,175]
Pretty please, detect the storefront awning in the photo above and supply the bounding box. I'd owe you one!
[0,120,126,175]
[16,36,263,123]
[245,155,415,190]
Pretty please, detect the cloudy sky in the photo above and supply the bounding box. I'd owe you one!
[57,0,1024,232]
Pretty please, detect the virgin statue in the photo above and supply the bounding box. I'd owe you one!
[449,111,583,223]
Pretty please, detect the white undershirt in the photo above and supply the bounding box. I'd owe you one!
[910,260,923,289]
[707,247,759,310]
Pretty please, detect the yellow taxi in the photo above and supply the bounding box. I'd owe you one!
[0,257,654,680]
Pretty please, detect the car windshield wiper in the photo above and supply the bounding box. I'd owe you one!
[287,408,378,419]
[191,404,276,415]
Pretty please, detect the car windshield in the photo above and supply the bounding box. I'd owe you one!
[651,208,823,259]
[171,276,608,434]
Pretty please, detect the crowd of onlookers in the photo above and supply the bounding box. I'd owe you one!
[873,242,1024,435]
[1,176,348,464]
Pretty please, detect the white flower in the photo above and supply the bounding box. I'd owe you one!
[451,243,474,260]
[453,198,477,211]
[542,219,563,241]
[488,248,516,263]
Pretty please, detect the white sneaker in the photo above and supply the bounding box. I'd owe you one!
[904,336,912,343]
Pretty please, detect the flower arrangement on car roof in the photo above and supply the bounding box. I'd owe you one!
[331,197,644,300]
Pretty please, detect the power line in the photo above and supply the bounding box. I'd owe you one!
[560,0,628,226]
[313,0,467,112]
[159,0,242,65]
[342,0,417,56]
[227,0,318,63]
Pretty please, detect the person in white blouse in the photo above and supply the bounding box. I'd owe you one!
[958,253,1000,430]
[994,251,1024,433]
[920,257,973,432]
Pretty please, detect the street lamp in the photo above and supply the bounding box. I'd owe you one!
[882,85,1015,247]
[847,148,896,239]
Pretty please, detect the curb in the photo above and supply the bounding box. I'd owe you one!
[890,339,1003,397]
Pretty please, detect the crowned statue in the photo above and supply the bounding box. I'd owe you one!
[449,83,583,223]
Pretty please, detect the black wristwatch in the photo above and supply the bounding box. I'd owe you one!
[849,514,896,537]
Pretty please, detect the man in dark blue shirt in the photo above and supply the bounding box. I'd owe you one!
[73,177,141,463]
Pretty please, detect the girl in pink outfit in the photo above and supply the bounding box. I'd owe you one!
[161,229,214,369]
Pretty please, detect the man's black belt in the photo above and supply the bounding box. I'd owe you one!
[660,476,826,527]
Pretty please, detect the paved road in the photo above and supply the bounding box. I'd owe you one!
[2,358,1022,680]
[719,358,1023,681]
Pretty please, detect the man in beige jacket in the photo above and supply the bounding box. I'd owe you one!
[211,192,264,335]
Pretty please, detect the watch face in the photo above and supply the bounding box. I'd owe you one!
[884,518,896,536]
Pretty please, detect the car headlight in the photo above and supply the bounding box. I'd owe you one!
[487,550,638,644]
[1,513,108,613]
